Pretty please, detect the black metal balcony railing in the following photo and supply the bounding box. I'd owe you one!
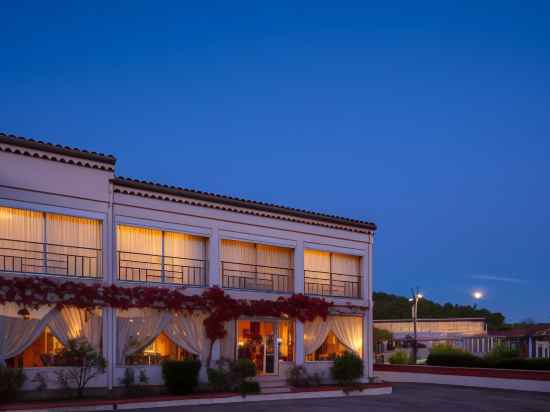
[118,251,207,286]
[0,238,102,278]
[221,261,292,293]
[304,270,361,298]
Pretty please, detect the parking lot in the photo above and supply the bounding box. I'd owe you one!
[136,383,550,412]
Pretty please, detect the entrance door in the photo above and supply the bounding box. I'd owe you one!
[236,320,278,375]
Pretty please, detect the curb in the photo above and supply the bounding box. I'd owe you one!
[2,386,393,412]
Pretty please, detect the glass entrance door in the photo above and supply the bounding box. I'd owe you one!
[236,320,278,375]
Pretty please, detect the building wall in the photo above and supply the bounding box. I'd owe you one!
[0,145,375,390]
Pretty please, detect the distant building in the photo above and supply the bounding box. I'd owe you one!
[374,318,487,362]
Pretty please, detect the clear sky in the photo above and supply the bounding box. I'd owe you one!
[2,1,549,322]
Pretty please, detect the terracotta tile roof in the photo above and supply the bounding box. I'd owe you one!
[113,176,377,232]
[489,324,550,337]
[0,132,116,165]
[1,132,376,232]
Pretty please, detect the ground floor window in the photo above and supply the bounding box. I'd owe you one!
[6,327,65,368]
[125,332,194,365]
[278,320,294,362]
[306,331,352,361]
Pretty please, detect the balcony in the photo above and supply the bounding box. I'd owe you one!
[304,270,361,298]
[0,238,102,278]
[221,261,293,293]
[118,251,207,286]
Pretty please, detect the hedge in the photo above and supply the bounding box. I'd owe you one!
[427,352,550,370]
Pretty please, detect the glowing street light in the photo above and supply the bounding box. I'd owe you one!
[410,288,423,364]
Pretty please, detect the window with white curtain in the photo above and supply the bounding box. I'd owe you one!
[0,206,102,278]
[304,250,361,298]
[220,239,293,292]
[116,225,207,285]
[1,303,103,368]
[304,316,363,361]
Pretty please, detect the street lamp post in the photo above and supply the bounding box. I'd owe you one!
[409,288,423,364]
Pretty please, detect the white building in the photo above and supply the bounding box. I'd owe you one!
[0,132,376,392]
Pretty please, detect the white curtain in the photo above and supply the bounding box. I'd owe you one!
[220,320,236,360]
[330,316,363,356]
[117,226,162,282]
[331,254,360,275]
[220,240,256,264]
[46,214,102,277]
[116,308,171,363]
[0,207,45,273]
[221,240,293,291]
[304,316,363,356]
[304,318,331,355]
[164,232,205,260]
[304,250,331,272]
[48,307,103,351]
[163,232,206,284]
[0,303,55,365]
[257,244,293,291]
[163,312,207,359]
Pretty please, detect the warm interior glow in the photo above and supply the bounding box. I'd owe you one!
[6,327,64,368]
[305,331,351,361]
[125,332,191,365]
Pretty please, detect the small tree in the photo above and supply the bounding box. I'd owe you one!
[54,338,107,398]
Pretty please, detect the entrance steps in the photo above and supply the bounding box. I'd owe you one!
[257,375,291,394]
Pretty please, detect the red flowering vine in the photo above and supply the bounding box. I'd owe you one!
[0,276,333,364]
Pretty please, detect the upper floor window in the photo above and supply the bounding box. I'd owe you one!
[116,225,207,286]
[221,240,293,292]
[304,250,361,298]
[0,207,102,278]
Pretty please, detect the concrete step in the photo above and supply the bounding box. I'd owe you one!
[259,380,288,389]
[261,386,292,394]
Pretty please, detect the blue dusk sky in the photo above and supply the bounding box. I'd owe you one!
[1,1,549,322]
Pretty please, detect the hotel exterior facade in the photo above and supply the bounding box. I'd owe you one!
[0,133,376,391]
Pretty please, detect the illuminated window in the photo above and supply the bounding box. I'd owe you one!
[306,331,352,361]
[116,225,206,285]
[0,206,102,277]
[278,320,294,362]
[125,332,193,365]
[6,328,65,368]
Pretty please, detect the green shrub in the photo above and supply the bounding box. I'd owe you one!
[286,365,323,387]
[489,358,550,371]
[0,366,26,403]
[232,358,256,381]
[207,367,228,392]
[207,358,259,393]
[430,343,465,355]
[389,350,409,365]
[427,351,486,368]
[330,352,364,386]
[238,381,260,396]
[485,344,520,362]
[162,359,202,395]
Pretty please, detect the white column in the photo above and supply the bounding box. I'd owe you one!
[207,228,221,372]
[208,228,220,287]
[366,236,374,380]
[104,307,116,390]
[105,182,115,390]
[294,240,305,364]
[294,240,304,294]
[295,321,305,365]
